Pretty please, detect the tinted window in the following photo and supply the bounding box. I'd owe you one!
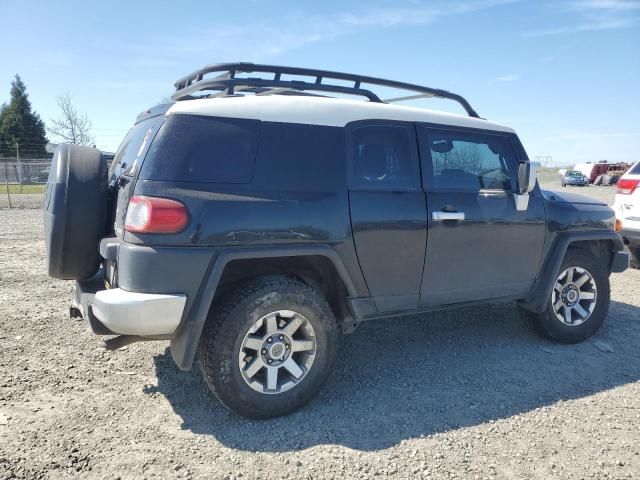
[253,122,345,191]
[140,114,260,183]
[631,162,640,175]
[351,125,418,190]
[109,117,161,181]
[426,130,515,190]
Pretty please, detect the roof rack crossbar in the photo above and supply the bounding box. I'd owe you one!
[172,62,480,118]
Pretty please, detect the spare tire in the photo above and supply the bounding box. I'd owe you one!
[43,144,108,280]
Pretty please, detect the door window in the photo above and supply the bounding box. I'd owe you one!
[350,124,419,190]
[424,129,516,191]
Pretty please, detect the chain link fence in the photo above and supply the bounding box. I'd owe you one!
[0,159,50,209]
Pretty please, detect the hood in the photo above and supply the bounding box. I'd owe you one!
[541,189,607,206]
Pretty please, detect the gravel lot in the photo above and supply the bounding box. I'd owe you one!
[0,193,43,210]
[1,183,639,479]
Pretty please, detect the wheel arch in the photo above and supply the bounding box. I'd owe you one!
[520,230,625,313]
[169,244,359,370]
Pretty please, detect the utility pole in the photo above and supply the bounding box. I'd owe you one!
[4,161,12,209]
[15,140,23,191]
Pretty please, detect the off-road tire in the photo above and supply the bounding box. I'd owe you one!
[198,276,339,419]
[521,248,610,343]
[629,246,639,269]
[43,144,108,280]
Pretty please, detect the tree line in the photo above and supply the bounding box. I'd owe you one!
[0,75,93,159]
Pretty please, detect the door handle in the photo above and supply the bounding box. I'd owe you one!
[432,211,465,221]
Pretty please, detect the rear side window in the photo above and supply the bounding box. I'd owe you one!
[252,122,345,192]
[424,129,516,191]
[109,117,161,181]
[349,124,419,190]
[140,114,260,183]
[631,162,640,175]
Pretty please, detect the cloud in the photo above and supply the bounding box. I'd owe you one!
[495,73,520,82]
[524,0,640,36]
[540,44,574,63]
[117,1,520,64]
[569,0,640,11]
[525,17,636,36]
[337,0,518,28]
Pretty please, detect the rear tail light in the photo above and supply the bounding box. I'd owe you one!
[124,196,189,234]
[616,178,639,195]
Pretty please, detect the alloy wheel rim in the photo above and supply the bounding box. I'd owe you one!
[238,310,317,394]
[551,266,597,326]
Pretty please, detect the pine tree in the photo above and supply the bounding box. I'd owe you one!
[0,75,48,158]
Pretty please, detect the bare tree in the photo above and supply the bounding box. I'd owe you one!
[48,93,93,145]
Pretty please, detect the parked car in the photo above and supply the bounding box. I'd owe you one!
[43,63,629,419]
[29,167,50,184]
[561,170,589,187]
[574,161,630,184]
[613,160,640,267]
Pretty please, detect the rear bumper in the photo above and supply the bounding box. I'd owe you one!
[92,289,186,336]
[74,275,186,336]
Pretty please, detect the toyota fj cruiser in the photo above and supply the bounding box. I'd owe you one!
[44,63,629,419]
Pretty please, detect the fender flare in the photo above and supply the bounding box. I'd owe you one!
[169,244,360,370]
[520,230,625,313]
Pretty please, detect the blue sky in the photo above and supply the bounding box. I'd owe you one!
[1,0,638,165]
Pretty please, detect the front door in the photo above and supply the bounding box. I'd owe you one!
[417,125,546,307]
[347,121,428,313]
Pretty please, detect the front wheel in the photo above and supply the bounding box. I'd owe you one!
[522,248,610,343]
[629,246,640,268]
[198,276,339,419]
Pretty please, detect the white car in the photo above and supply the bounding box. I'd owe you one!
[613,160,640,266]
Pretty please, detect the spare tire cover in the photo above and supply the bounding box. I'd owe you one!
[43,144,108,280]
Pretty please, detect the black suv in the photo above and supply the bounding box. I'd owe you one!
[44,63,629,419]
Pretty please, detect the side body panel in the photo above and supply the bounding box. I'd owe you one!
[127,119,370,298]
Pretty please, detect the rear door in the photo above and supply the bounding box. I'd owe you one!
[417,125,546,307]
[347,121,428,313]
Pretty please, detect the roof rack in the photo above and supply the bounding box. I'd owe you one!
[172,62,480,118]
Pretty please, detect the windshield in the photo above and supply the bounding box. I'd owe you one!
[567,170,582,176]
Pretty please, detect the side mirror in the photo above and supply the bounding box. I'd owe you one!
[517,161,539,194]
[514,162,540,211]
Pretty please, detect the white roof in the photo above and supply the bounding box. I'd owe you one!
[167,95,515,133]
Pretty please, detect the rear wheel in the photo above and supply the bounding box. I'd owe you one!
[522,248,610,343]
[198,276,339,419]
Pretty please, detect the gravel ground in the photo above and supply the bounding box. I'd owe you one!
[1,183,639,479]
[0,193,43,210]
